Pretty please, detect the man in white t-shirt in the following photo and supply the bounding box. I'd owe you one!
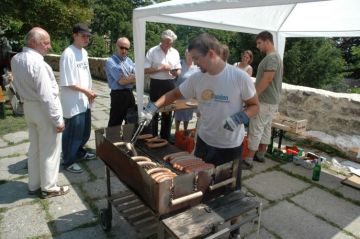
[141,33,259,238]
[59,23,97,173]
[144,29,181,140]
[141,33,259,184]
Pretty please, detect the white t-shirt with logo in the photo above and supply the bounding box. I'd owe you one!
[179,63,256,148]
[59,45,92,118]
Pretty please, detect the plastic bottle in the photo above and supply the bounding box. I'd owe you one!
[312,160,321,181]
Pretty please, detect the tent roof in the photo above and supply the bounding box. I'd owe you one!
[134,0,360,38]
[132,0,360,113]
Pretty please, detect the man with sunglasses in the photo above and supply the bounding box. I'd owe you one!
[105,37,136,127]
[59,23,97,174]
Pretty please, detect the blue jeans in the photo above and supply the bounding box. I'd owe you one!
[62,109,91,167]
[194,136,243,190]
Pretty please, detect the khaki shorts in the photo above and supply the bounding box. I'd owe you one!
[248,102,278,151]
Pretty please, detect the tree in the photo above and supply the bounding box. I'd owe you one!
[283,38,347,91]
[335,37,360,79]
[0,0,93,52]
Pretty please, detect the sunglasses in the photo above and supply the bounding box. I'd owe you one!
[119,46,130,51]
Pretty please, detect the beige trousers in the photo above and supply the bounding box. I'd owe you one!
[248,102,278,151]
[24,101,61,191]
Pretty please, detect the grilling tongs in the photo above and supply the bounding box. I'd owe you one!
[130,119,148,144]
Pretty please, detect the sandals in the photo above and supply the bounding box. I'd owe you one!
[41,185,70,199]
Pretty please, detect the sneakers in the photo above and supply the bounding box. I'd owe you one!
[66,163,84,173]
[82,152,96,160]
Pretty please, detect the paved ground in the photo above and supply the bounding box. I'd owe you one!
[0,80,359,239]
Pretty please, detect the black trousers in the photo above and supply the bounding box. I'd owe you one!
[108,89,135,127]
[195,136,243,190]
[149,78,175,140]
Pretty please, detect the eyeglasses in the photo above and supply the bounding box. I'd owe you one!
[119,46,130,51]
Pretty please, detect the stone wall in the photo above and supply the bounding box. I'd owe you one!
[44,54,360,137]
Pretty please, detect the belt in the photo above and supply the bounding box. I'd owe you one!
[150,78,175,81]
[111,89,132,92]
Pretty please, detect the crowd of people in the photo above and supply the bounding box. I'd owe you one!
[10,22,283,214]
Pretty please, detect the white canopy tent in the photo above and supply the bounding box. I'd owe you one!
[132,0,360,113]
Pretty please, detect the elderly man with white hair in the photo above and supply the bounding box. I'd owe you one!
[144,29,181,140]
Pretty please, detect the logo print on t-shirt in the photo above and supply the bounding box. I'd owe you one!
[201,89,214,101]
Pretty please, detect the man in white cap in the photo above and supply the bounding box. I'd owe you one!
[144,29,181,140]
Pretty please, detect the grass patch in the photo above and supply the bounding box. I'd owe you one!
[0,103,27,136]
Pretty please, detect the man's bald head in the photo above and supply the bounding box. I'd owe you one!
[25,27,51,56]
[116,37,131,57]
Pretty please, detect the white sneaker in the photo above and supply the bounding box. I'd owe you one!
[83,152,96,160]
[66,163,84,173]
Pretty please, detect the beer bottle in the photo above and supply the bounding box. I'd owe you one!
[312,160,321,181]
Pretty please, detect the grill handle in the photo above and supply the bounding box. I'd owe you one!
[209,177,236,191]
[170,191,203,206]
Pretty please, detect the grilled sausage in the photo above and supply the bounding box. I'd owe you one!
[113,141,126,147]
[146,138,168,149]
[152,172,177,181]
[176,160,205,171]
[172,158,201,170]
[163,151,190,161]
[184,163,214,173]
[137,161,157,167]
[137,134,153,140]
[146,167,172,175]
[131,156,151,162]
[169,155,201,164]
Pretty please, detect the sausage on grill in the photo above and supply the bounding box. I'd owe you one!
[146,138,168,149]
[163,151,190,161]
[137,134,153,140]
[137,161,157,167]
[131,156,151,162]
[146,167,172,175]
[184,163,215,173]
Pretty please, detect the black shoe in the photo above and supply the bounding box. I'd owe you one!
[254,154,265,163]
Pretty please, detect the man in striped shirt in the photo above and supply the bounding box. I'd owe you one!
[11,27,69,198]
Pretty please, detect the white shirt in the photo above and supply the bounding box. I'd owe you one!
[180,64,256,148]
[144,44,181,80]
[59,45,92,118]
[10,47,64,127]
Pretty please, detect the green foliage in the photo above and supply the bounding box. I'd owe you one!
[0,104,27,136]
[284,38,347,91]
[87,33,108,57]
[1,0,93,51]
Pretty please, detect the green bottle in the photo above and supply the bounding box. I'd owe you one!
[312,161,321,181]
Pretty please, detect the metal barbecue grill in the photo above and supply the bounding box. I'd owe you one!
[95,125,262,238]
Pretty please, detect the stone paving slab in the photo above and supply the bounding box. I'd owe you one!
[261,201,355,239]
[244,227,277,239]
[0,142,29,158]
[0,155,27,180]
[242,159,280,178]
[47,184,96,233]
[291,187,360,238]
[243,171,310,201]
[86,159,106,179]
[0,137,7,147]
[82,177,127,199]
[57,169,91,185]
[53,225,107,239]
[0,203,51,239]
[336,185,360,203]
[280,163,346,190]
[0,178,37,208]
[2,131,28,144]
